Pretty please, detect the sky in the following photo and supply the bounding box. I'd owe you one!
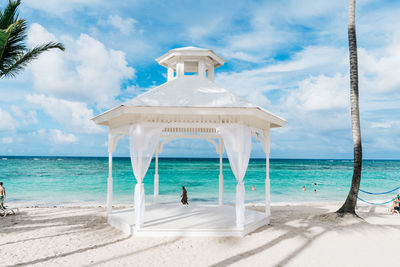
[0,0,400,159]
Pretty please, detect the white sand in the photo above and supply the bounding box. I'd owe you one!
[1,202,399,267]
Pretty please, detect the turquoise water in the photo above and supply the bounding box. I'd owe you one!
[0,157,399,206]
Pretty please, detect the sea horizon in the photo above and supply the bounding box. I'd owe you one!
[2,155,400,160]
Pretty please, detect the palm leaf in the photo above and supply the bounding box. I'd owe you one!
[0,0,21,29]
[0,0,65,79]
[0,20,22,57]
[0,41,65,77]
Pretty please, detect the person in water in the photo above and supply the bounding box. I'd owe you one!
[181,186,188,205]
[302,186,306,192]
[0,182,6,209]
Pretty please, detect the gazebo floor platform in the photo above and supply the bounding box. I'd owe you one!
[108,203,269,237]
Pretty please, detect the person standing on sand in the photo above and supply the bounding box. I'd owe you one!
[0,182,6,209]
[392,195,400,214]
[181,186,188,205]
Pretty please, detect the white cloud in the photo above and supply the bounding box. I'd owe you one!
[262,46,346,73]
[286,73,349,112]
[214,1,345,62]
[35,128,78,144]
[27,23,135,109]
[49,129,78,144]
[216,46,347,110]
[37,129,47,137]
[11,105,38,125]
[187,18,224,42]
[2,137,13,144]
[0,109,18,131]
[216,70,275,108]
[26,94,104,134]
[371,121,400,129]
[105,15,137,35]
[359,35,400,94]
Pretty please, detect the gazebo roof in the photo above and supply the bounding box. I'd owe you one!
[125,75,256,108]
[92,47,287,130]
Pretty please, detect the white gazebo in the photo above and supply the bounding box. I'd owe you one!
[92,47,287,237]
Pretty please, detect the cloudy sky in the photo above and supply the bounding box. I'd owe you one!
[0,0,399,159]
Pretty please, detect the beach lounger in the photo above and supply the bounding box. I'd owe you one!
[0,206,16,217]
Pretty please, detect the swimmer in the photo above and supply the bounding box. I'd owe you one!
[302,186,306,192]
[251,185,255,191]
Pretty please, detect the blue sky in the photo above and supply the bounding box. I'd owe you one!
[1,0,400,159]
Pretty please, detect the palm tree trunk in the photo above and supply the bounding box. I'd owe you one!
[337,0,362,215]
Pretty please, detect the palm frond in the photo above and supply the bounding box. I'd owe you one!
[0,19,26,71]
[0,41,65,78]
[0,20,22,58]
[0,0,21,29]
[0,0,65,78]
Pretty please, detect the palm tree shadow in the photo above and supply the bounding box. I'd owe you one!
[83,238,181,267]
[211,205,400,267]
[7,235,132,267]
[0,208,107,235]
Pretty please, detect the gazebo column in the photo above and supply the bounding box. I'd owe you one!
[264,126,271,223]
[176,58,184,78]
[106,133,119,217]
[265,152,271,223]
[208,65,215,81]
[106,133,124,217]
[154,144,159,204]
[218,152,223,205]
[107,151,113,216]
[198,60,206,78]
[167,65,174,81]
[218,137,224,205]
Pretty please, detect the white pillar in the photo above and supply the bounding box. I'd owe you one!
[236,152,245,229]
[265,153,271,223]
[167,66,174,81]
[198,60,206,78]
[176,59,184,78]
[107,152,113,216]
[154,146,159,204]
[208,65,215,81]
[264,125,271,223]
[218,152,223,205]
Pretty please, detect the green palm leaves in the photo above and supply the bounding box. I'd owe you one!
[0,0,64,78]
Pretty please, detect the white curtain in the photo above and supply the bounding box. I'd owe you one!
[129,123,163,228]
[219,125,252,228]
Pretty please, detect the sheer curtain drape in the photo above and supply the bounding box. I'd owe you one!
[129,123,163,228]
[219,125,252,228]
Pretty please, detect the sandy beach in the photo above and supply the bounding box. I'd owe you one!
[1,202,399,267]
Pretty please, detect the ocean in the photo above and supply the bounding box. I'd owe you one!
[0,157,399,206]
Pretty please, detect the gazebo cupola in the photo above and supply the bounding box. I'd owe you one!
[156,46,225,81]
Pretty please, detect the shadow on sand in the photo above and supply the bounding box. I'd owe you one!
[2,204,400,266]
[210,204,400,267]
